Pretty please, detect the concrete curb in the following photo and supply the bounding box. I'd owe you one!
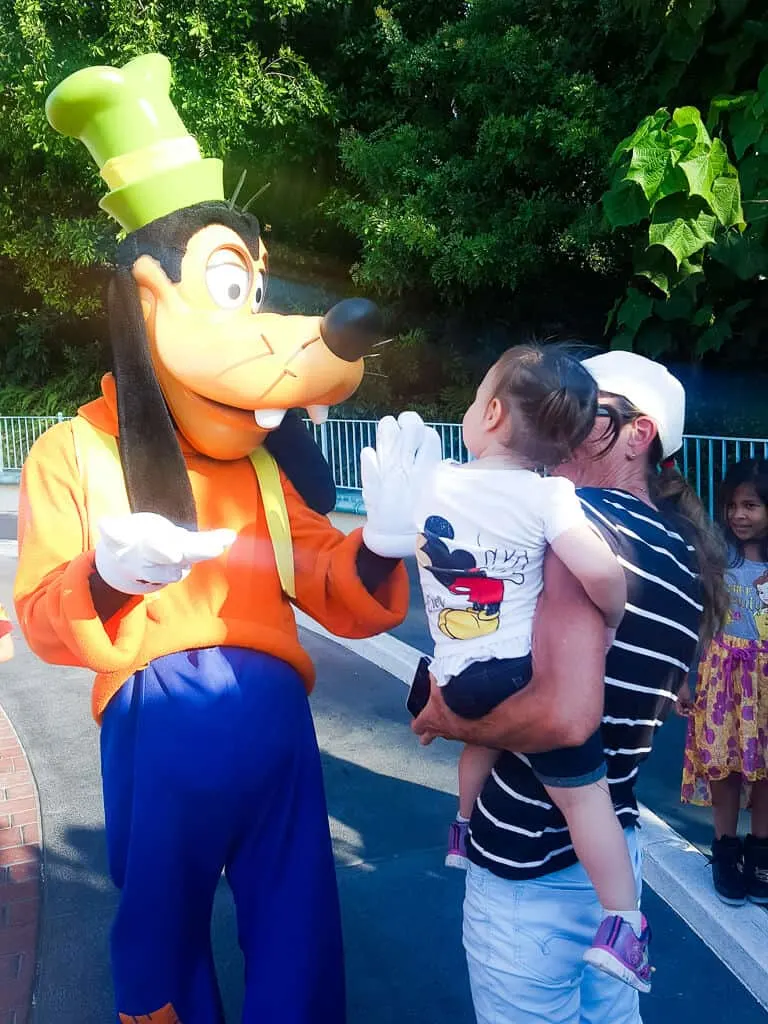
[296,611,768,1011]
[640,803,768,1010]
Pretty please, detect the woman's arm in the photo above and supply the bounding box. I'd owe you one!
[412,550,606,752]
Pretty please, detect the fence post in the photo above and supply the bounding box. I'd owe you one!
[319,421,329,462]
[57,412,64,422]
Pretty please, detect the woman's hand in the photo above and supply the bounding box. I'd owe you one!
[676,677,694,717]
[412,676,471,746]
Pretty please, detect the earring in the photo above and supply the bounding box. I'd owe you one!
[626,451,637,461]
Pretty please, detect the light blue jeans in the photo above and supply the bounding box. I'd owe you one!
[463,828,642,1024]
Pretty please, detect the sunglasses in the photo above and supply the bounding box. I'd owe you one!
[596,402,640,423]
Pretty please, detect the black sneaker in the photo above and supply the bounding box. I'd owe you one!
[711,835,746,905]
[744,834,768,905]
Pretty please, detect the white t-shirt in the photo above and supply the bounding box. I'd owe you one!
[414,461,585,684]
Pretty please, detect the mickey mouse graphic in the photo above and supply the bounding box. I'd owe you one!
[417,515,528,640]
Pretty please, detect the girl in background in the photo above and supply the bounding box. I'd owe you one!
[681,458,768,905]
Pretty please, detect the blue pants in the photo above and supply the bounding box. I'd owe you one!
[100,647,344,1024]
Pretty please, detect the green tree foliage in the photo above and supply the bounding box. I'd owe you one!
[330,0,767,361]
[329,0,648,301]
[601,2,768,358]
[0,0,334,411]
[1,0,767,415]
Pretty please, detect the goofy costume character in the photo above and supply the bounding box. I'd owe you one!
[13,53,425,1024]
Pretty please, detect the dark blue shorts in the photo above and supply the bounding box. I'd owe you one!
[441,655,606,789]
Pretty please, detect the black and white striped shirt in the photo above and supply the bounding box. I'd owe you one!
[467,487,702,880]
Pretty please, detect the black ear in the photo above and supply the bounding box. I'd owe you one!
[264,411,336,515]
[108,267,197,529]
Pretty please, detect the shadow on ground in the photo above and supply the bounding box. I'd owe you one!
[0,555,763,1023]
[34,749,469,1024]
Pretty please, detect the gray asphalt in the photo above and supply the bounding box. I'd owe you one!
[0,553,765,1022]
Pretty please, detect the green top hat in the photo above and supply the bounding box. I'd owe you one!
[46,53,224,233]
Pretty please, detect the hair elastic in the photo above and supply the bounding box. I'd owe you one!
[661,457,677,470]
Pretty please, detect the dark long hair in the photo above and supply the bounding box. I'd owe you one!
[719,458,768,566]
[597,393,729,645]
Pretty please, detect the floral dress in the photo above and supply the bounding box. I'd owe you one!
[681,554,768,806]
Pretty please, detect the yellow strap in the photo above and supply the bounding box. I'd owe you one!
[70,417,131,549]
[70,416,295,598]
[248,447,296,599]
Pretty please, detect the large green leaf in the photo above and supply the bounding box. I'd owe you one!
[679,0,716,33]
[602,178,650,227]
[616,288,654,335]
[653,283,698,323]
[710,231,768,279]
[678,148,715,201]
[710,172,745,228]
[649,194,717,265]
[610,109,669,166]
[635,322,675,358]
[610,331,635,352]
[678,137,730,208]
[709,138,730,177]
[672,106,711,147]
[696,318,732,355]
[706,93,749,130]
[604,294,623,335]
[730,102,763,159]
[692,303,714,327]
[634,245,677,296]
[737,153,768,200]
[625,133,688,206]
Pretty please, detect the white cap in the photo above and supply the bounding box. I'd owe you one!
[582,351,685,459]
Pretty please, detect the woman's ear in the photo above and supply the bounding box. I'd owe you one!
[628,414,658,457]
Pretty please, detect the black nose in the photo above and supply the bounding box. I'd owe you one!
[320,298,383,362]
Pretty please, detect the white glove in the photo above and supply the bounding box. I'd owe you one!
[361,411,443,558]
[94,512,237,596]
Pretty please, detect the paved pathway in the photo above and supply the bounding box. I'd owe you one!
[0,551,765,1021]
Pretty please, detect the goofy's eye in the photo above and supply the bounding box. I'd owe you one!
[252,271,266,313]
[205,250,252,309]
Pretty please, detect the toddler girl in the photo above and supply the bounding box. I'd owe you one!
[411,343,650,991]
[681,458,768,905]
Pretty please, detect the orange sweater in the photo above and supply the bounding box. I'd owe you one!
[14,377,409,722]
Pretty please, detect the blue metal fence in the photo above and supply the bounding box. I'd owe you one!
[306,420,768,519]
[2,414,766,519]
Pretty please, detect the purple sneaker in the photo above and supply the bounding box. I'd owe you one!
[445,819,470,869]
[583,915,653,993]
